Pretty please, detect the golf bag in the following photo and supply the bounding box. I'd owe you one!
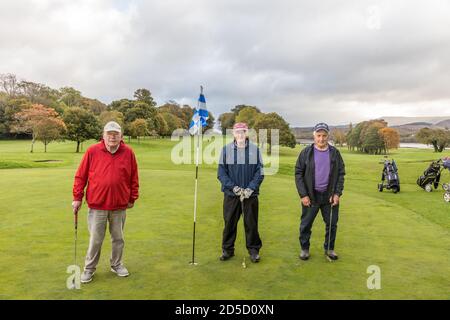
[416,159,443,192]
[378,159,400,193]
[442,160,450,203]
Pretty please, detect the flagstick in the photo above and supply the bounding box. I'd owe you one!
[190,88,203,266]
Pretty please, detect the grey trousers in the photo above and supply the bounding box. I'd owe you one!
[84,208,126,272]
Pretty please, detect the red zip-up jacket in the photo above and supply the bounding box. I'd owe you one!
[73,140,139,211]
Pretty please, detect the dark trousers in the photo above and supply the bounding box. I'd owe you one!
[222,195,262,255]
[299,191,339,251]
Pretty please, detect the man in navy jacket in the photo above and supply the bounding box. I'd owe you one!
[217,122,264,263]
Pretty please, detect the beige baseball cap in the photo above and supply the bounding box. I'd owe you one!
[104,121,121,133]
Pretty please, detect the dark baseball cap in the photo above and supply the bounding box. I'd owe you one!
[313,122,329,133]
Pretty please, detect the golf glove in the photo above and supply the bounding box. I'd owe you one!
[233,186,243,196]
[243,188,254,199]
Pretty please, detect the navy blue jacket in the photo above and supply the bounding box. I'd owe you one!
[217,140,264,197]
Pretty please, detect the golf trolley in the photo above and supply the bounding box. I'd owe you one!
[417,159,450,203]
[378,159,400,193]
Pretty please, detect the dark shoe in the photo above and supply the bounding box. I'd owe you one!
[219,251,235,261]
[250,253,260,263]
[299,249,310,260]
[325,250,339,260]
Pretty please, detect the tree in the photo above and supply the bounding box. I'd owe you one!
[0,73,19,97]
[59,87,82,107]
[13,104,65,152]
[346,120,388,154]
[361,122,385,154]
[378,127,400,154]
[235,106,260,128]
[129,119,149,143]
[134,88,157,107]
[17,81,60,108]
[99,110,125,128]
[0,98,31,136]
[416,128,450,152]
[231,104,260,115]
[160,112,183,135]
[254,112,296,154]
[124,102,157,123]
[109,98,134,115]
[81,98,107,115]
[331,128,346,147]
[64,107,101,152]
[34,117,66,152]
[154,113,169,136]
[204,112,215,132]
[158,103,192,129]
[218,112,235,135]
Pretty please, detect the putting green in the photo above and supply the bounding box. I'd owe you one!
[0,139,449,299]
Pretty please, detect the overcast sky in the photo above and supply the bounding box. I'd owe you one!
[1,0,450,126]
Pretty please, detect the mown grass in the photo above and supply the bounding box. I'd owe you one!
[0,138,449,299]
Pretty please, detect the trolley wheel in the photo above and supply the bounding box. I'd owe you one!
[425,184,433,192]
[444,192,450,203]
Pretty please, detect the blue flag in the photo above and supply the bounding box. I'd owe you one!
[189,88,209,135]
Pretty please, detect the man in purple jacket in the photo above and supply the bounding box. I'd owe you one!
[295,123,345,261]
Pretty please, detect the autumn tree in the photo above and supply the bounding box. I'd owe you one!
[13,104,66,152]
[331,128,346,147]
[379,127,400,154]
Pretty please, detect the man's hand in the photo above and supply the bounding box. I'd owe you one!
[243,188,254,199]
[233,186,243,196]
[329,194,340,206]
[72,200,82,214]
[301,196,311,207]
[127,202,134,209]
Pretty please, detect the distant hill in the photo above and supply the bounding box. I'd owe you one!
[377,116,450,126]
[435,119,450,128]
[291,116,450,143]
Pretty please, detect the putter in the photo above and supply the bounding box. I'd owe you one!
[70,209,78,289]
[326,203,334,262]
[240,194,247,269]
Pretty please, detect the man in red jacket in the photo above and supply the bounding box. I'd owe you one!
[72,121,139,283]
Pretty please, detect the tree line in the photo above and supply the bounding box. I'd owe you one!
[218,104,297,153]
[329,120,401,155]
[0,73,214,152]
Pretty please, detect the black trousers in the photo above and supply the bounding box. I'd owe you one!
[222,195,262,255]
[299,191,339,251]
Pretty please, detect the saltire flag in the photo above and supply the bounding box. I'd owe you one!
[189,86,209,135]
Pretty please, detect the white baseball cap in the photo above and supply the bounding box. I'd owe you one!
[104,121,121,133]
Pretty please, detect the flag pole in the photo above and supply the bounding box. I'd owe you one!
[190,86,203,265]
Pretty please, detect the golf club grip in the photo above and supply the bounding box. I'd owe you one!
[74,212,78,229]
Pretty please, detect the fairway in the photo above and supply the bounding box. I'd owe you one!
[0,138,449,300]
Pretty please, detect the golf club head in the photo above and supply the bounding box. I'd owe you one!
[189,261,198,266]
[242,261,247,268]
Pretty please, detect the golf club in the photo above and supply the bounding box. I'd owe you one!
[70,208,78,289]
[240,193,247,269]
[326,202,334,262]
